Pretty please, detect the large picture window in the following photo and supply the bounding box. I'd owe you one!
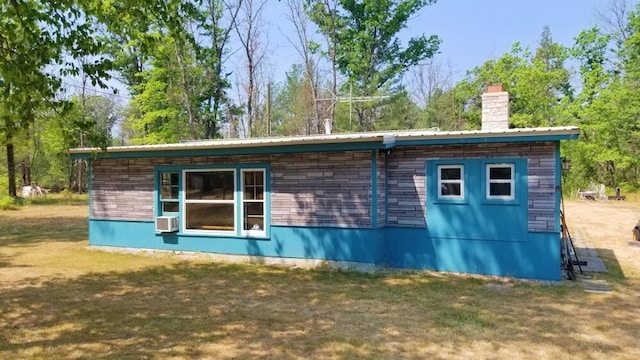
[437,165,464,200]
[156,165,269,237]
[184,170,236,232]
[486,163,515,200]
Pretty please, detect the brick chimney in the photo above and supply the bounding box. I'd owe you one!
[481,84,509,131]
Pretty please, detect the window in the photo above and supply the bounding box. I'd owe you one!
[438,165,464,199]
[157,165,269,237]
[486,163,515,200]
[242,170,265,236]
[184,170,236,232]
[160,172,179,213]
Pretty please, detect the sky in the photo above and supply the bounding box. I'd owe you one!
[261,0,635,85]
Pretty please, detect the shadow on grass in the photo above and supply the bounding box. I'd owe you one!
[594,248,627,283]
[26,198,88,206]
[0,216,87,246]
[1,260,637,359]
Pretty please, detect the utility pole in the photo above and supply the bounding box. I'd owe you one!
[266,83,271,136]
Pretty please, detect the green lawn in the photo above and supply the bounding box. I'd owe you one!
[1,202,639,359]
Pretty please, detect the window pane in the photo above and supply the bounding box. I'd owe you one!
[244,202,264,216]
[440,183,461,196]
[162,172,178,186]
[244,216,264,231]
[243,171,264,187]
[490,183,512,196]
[244,188,255,200]
[186,171,234,200]
[186,203,234,231]
[490,167,512,180]
[440,168,461,180]
[161,185,178,199]
[163,201,179,212]
[255,186,264,200]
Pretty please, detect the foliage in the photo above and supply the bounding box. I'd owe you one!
[306,0,440,130]
[0,0,111,196]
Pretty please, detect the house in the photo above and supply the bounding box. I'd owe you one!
[70,86,579,281]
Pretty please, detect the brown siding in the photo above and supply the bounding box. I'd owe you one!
[377,151,386,227]
[386,142,557,231]
[91,158,155,220]
[90,151,372,228]
[270,151,372,228]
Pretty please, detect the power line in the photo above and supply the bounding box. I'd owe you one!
[62,81,132,100]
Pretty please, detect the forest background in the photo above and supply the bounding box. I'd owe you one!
[1,0,640,201]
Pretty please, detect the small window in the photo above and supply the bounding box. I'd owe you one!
[160,172,179,213]
[438,165,464,199]
[242,170,266,236]
[486,164,515,200]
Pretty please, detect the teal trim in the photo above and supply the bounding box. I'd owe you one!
[371,150,378,227]
[70,142,384,160]
[70,133,579,160]
[395,133,579,147]
[88,220,384,264]
[384,227,560,281]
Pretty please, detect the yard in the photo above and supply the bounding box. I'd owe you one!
[1,199,639,359]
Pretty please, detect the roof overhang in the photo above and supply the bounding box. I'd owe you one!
[69,126,580,160]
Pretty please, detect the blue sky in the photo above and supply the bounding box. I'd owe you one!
[263,0,632,84]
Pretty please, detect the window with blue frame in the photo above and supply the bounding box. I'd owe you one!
[156,165,268,237]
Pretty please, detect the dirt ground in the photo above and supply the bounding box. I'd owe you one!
[563,199,640,282]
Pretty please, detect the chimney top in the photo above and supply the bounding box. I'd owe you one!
[486,84,504,93]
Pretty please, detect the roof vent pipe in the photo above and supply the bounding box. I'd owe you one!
[323,119,332,134]
[481,84,509,131]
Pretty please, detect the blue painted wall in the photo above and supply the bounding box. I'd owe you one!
[89,220,385,265]
[384,227,560,280]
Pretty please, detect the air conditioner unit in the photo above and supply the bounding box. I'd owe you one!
[156,216,178,233]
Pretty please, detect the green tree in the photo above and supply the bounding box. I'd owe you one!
[306,0,440,130]
[0,0,110,197]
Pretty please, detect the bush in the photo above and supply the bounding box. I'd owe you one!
[0,195,21,210]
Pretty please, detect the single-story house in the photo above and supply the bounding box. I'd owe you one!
[70,86,579,281]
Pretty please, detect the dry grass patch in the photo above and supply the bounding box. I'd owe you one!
[0,201,639,359]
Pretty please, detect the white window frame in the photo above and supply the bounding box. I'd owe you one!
[159,171,179,214]
[241,169,266,237]
[486,163,515,200]
[182,168,237,234]
[437,165,464,200]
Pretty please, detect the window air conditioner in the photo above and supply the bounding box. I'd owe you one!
[156,216,178,233]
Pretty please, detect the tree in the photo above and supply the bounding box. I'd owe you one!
[0,0,110,197]
[306,0,440,130]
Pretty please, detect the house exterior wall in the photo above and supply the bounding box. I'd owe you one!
[386,142,557,232]
[91,151,372,228]
[87,141,562,280]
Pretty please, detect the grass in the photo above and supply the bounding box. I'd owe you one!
[1,201,640,359]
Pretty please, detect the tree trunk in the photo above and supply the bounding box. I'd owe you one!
[6,140,16,198]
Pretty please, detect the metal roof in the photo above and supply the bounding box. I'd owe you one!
[69,126,580,155]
